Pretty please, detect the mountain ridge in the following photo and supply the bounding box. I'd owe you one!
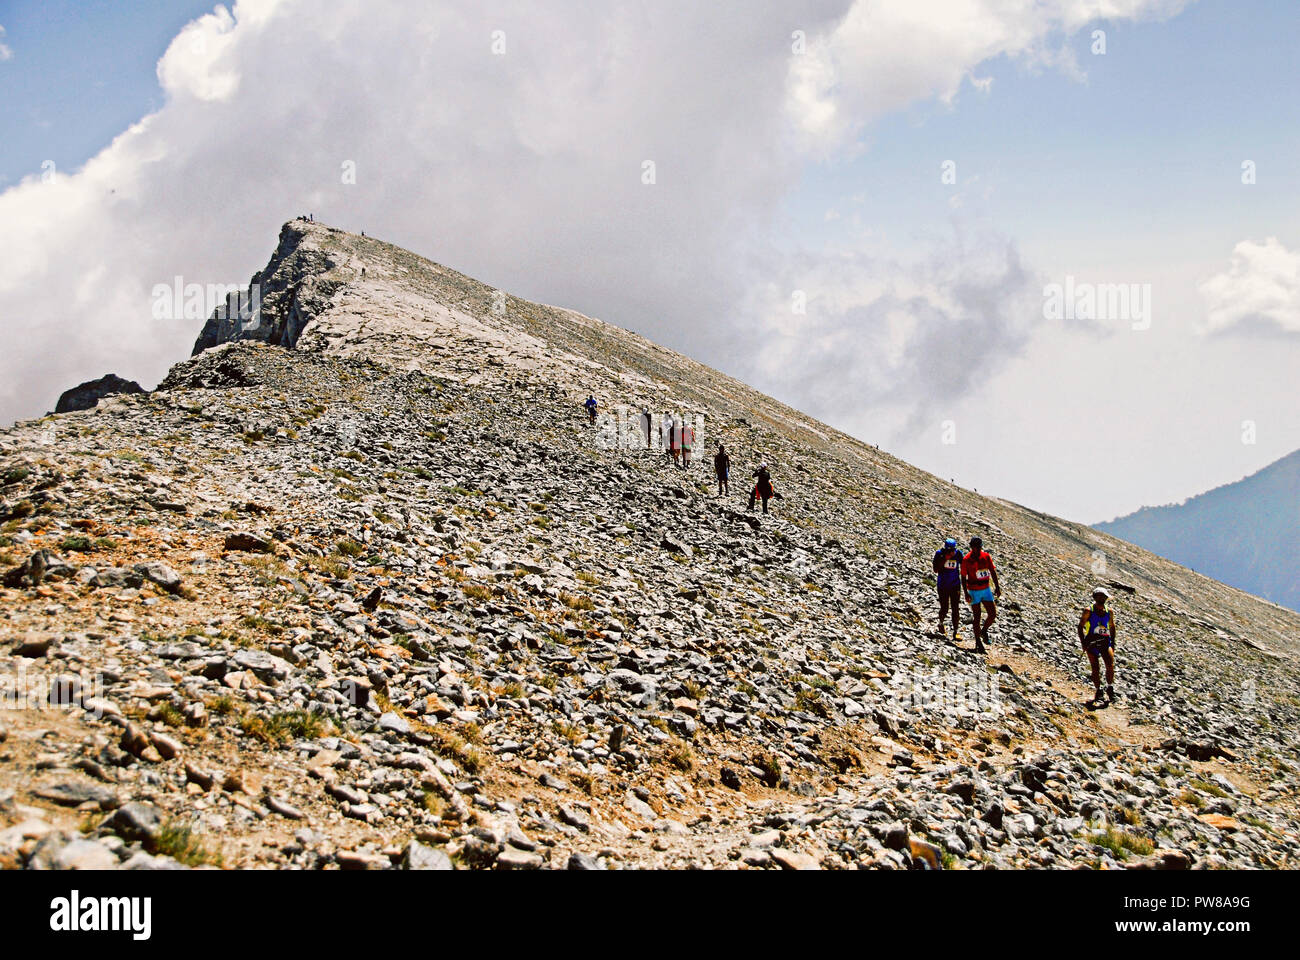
[1,217,1297,871]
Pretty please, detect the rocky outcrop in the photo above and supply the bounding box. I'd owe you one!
[53,373,144,413]
[190,219,345,356]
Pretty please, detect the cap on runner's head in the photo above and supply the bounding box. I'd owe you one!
[944,538,957,549]
[969,536,982,549]
[1093,587,1110,599]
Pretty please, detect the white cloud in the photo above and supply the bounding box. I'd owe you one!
[156,5,243,102]
[1198,237,1300,336]
[0,24,14,61]
[0,0,1191,426]
[787,0,1190,149]
[740,230,1038,438]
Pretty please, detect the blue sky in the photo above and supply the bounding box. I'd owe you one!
[0,0,215,185]
[0,1,1296,523]
[783,1,1299,261]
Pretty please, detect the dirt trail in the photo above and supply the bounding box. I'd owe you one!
[991,647,1167,751]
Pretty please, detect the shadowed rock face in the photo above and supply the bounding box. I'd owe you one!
[53,374,144,413]
[191,220,343,356]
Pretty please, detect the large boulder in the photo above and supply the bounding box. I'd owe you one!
[54,374,144,413]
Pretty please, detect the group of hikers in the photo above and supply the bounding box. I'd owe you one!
[933,536,1118,704]
[583,396,780,512]
[584,394,1119,706]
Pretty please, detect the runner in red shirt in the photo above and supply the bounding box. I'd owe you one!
[961,536,1001,653]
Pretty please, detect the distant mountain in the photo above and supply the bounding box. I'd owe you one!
[1096,449,1300,612]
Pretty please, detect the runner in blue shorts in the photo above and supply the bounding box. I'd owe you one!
[961,537,1001,653]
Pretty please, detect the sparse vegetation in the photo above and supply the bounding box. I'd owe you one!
[666,738,694,772]
[1092,826,1154,860]
[334,538,364,558]
[462,582,492,602]
[239,709,328,745]
[561,591,594,611]
[150,819,224,868]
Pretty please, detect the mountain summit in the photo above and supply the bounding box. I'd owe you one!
[2,219,1298,870]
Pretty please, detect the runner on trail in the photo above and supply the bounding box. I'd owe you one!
[681,420,695,467]
[584,395,598,423]
[932,537,964,639]
[1078,587,1118,704]
[714,444,730,496]
[641,407,652,449]
[961,536,1000,653]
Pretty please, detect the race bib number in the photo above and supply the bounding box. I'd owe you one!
[1094,625,1109,637]
[944,560,957,569]
[975,569,990,580]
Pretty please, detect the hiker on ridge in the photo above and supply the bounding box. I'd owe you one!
[1078,587,1118,704]
[749,463,775,513]
[961,536,1000,653]
[681,419,695,468]
[714,444,730,496]
[584,395,598,423]
[932,537,964,640]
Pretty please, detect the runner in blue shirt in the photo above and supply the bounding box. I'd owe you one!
[1078,587,1118,704]
[932,537,964,640]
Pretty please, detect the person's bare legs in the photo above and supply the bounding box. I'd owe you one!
[971,602,984,650]
[1086,648,1109,702]
[939,588,959,637]
[980,601,997,643]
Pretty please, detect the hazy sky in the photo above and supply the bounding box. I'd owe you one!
[1,0,1296,523]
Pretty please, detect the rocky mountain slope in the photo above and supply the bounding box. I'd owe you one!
[2,218,1298,871]
[1096,449,1300,614]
